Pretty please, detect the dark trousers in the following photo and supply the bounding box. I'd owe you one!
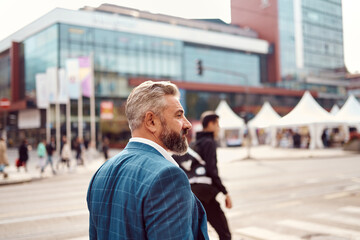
[192,184,231,240]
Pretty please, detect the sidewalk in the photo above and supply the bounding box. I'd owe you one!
[1,146,358,186]
[0,147,107,186]
[217,145,359,163]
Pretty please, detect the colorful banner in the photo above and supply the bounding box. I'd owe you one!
[66,58,80,99]
[35,73,49,109]
[65,56,93,99]
[79,56,93,98]
[100,101,114,120]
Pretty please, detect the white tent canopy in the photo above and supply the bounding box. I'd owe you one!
[248,102,280,146]
[215,100,245,146]
[274,91,342,149]
[330,104,340,115]
[334,95,360,128]
[215,100,245,129]
[248,101,280,129]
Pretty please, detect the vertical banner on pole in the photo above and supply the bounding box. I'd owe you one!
[46,67,58,104]
[66,59,80,100]
[79,56,92,97]
[58,68,69,104]
[36,72,51,143]
[59,67,72,150]
[65,56,95,145]
[66,58,81,139]
[35,73,49,109]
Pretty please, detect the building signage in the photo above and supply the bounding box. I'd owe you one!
[0,98,10,109]
[100,101,114,120]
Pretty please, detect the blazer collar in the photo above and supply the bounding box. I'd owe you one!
[129,138,179,167]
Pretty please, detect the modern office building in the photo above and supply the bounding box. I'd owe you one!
[231,0,346,97]
[0,3,345,146]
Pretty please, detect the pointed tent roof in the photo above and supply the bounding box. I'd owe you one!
[248,101,280,129]
[334,95,360,124]
[275,91,339,127]
[330,104,340,115]
[215,100,245,129]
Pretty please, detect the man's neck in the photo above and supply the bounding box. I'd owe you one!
[132,129,168,151]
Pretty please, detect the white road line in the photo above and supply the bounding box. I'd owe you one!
[344,185,360,191]
[324,191,351,199]
[312,213,360,227]
[351,178,360,183]
[0,209,88,225]
[304,178,319,184]
[273,200,302,209]
[236,226,302,240]
[278,219,360,238]
[340,206,360,214]
[66,237,88,240]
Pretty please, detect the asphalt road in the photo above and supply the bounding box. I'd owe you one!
[0,148,359,240]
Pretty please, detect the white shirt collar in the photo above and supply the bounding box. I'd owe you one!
[129,137,179,167]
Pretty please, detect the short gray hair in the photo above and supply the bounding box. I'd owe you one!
[125,81,180,131]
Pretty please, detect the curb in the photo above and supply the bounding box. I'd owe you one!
[0,159,104,186]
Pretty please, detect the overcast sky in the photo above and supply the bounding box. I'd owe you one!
[0,0,358,73]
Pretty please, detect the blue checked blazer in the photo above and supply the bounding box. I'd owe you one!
[87,141,209,240]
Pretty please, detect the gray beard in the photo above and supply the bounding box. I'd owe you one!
[160,124,188,155]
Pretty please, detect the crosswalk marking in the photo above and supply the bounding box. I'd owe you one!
[324,191,351,199]
[0,209,88,225]
[344,185,360,191]
[236,226,302,240]
[351,178,360,183]
[312,212,360,227]
[278,219,360,238]
[340,206,360,214]
[273,200,302,209]
[67,237,88,240]
[304,178,319,184]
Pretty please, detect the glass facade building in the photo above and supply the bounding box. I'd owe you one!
[278,0,344,80]
[22,23,264,100]
[0,51,10,99]
[232,0,346,97]
[0,5,271,146]
[301,0,344,70]
[184,45,261,86]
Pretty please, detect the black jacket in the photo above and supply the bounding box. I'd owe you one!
[46,142,55,156]
[18,144,28,162]
[193,131,228,195]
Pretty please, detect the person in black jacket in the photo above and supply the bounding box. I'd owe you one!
[42,137,56,174]
[174,111,232,240]
[18,139,29,172]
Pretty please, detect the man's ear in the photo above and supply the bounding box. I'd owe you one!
[144,111,160,133]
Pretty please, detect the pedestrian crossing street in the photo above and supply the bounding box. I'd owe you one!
[233,206,360,240]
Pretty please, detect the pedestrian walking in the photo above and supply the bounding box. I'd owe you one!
[177,111,232,240]
[74,137,84,165]
[60,137,72,171]
[102,137,109,161]
[37,139,47,171]
[87,81,209,239]
[42,137,56,174]
[0,137,9,179]
[18,139,30,172]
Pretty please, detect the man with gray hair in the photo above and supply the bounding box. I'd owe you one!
[87,81,209,239]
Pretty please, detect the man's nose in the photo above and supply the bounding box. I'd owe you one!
[183,116,192,130]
